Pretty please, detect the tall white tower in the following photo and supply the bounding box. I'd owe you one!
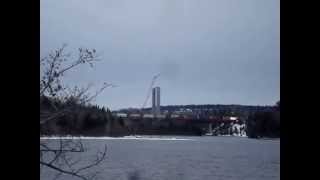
[152,87,160,116]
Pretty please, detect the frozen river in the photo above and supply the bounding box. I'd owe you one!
[41,136,280,180]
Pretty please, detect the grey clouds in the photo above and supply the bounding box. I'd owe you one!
[41,0,279,110]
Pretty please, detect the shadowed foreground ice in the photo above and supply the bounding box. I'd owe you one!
[40,136,279,180]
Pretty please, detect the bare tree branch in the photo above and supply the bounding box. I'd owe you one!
[40,138,107,180]
[40,45,112,180]
[40,161,88,180]
[75,145,107,174]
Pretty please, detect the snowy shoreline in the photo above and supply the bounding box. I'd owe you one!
[39,134,252,140]
[217,134,248,138]
[40,135,194,141]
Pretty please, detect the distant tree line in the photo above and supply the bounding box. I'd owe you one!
[40,95,112,136]
[41,98,280,138]
[131,118,206,136]
[118,102,280,138]
[246,101,280,138]
[138,104,274,118]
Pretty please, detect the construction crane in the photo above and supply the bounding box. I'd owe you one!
[141,73,160,111]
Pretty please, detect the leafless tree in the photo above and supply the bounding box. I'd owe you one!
[40,44,113,180]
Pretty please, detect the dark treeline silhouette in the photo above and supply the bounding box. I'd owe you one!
[133,104,275,118]
[124,118,206,136]
[246,101,280,138]
[40,95,126,136]
[139,102,280,138]
[41,95,280,138]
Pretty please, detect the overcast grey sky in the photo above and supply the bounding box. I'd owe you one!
[41,0,279,110]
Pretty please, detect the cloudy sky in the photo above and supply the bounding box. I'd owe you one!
[41,0,279,110]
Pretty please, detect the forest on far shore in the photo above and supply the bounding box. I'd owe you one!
[40,95,280,139]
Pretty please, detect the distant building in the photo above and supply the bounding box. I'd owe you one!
[115,113,127,118]
[152,86,160,116]
[143,114,154,119]
[129,114,141,118]
[223,116,238,121]
[230,117,238,121]
[170,114,180,118]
